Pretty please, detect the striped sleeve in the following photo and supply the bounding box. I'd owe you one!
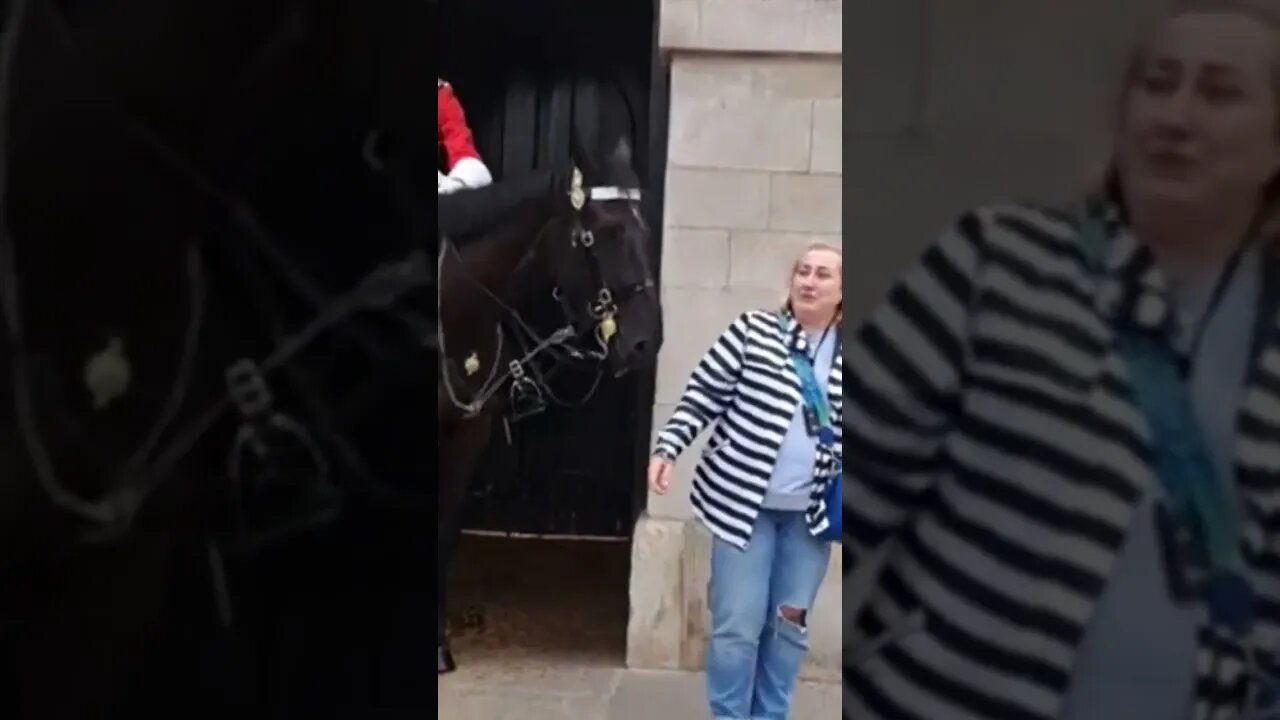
[844,212,985,563]
[653,312,751,460]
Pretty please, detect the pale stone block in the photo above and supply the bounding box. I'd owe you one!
[648,476,695,522]
[671,55,841,103]
[626,515,689,669]
[664,168,770,230]
[662,228,730,290]
[697,0,842,55]
[680,522,713,670]
[810,99,842,174]
[770,173,842,234]
[730,231,840,290]
[659,0,700,48]
[669,56,753,105]
[697,0,804,53]
[802,0,843,56]
[669,95,813,172]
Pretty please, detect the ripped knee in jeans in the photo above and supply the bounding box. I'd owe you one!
[772,604,812,651]
[778,605,808,629]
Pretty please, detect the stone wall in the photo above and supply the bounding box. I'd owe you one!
[626,0,843,682]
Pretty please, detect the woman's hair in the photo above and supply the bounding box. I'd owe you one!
[781,240,843,323]
[1098,0,1280,247]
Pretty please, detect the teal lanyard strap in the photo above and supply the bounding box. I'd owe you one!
[779,315,836,448]
[1076,202,1253,635]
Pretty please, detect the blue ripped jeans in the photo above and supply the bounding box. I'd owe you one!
[707,509,832,720]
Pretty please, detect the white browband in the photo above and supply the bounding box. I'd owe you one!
[589,187,642,202]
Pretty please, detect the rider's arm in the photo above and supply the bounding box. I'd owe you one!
[438,82,492,191]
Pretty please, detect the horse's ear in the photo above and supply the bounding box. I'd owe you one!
[569,131,589,167]
[610,136,633,169]
[570,129,602,180]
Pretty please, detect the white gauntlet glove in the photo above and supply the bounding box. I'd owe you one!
[438,173,465,195]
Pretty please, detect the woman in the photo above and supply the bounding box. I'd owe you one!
[844,2,1280,718]
[649,241,843,720]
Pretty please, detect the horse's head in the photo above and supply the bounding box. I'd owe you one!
[546,135,662,376]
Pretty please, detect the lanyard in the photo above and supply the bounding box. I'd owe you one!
[1177,249,1245,377]
[780,315,837,448]
[1077,202,1254,636]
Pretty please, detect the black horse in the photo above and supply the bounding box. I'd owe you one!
[0,0,444,717]
[435,137,662,674]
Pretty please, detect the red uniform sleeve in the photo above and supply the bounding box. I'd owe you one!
[438,81,481,172]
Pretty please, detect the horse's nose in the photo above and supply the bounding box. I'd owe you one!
[622,335,650,359]
[615,335,654,373]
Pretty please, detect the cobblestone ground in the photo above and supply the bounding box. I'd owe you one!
[439,659,842,719]
[438,534,840,719]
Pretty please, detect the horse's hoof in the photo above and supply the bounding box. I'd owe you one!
[438,646,457,674]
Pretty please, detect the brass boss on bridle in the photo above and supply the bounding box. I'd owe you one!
[561,166,647,347]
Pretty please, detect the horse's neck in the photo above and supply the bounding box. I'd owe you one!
[468,198,559,291]
[444,203,560,348]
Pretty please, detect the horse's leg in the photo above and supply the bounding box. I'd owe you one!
[437,411,493,674]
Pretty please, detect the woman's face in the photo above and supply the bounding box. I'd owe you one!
[1116,11,1280,212]
[789,248,842,321]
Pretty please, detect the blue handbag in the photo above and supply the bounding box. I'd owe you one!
[778,314,842,542]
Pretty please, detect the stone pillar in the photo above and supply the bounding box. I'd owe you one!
[626,0,843,682]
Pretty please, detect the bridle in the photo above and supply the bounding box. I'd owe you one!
[438,168,647,421]
[0,0,436,539]
[438,167,648,422]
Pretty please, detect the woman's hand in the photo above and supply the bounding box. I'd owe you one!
[648,455,674,495]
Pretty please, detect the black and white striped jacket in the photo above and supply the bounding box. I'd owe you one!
[654,309,843,549]
[843,199,1280,720]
